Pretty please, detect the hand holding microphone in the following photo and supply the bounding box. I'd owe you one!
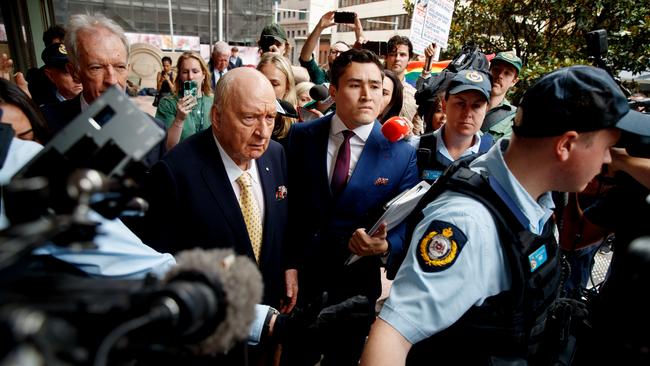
[306,84,335,114]
[381,116,411,142]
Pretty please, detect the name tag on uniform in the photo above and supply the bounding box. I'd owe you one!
[422,169,442,182]
[528,245,548,272]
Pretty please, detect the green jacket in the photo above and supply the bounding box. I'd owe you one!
[299,55,329,85]
[155,94,214,142]
[482,99,516,140]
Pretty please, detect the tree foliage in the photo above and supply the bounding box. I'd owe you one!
[404,0,650,102]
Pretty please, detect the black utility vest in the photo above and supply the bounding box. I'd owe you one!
[416,131,494,184]
[404,159,561,365]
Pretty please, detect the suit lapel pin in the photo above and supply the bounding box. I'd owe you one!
[275,185,287,200]
[265,167,270,172]
[374,177,389,186]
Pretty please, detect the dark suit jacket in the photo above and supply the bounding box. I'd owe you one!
[27,66,59,107]
[40,94,166,168]
[228,56,243,69]
[285,115,419,304]
[145,129,290,307]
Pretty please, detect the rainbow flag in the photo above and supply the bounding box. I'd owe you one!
[404,53,495,87]
[404,60,451,87]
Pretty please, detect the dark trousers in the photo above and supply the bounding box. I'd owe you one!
[280,319,370,366]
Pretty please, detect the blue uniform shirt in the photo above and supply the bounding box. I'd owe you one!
[379,140,555,344]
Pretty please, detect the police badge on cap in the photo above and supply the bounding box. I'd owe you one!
[416,220,467,272]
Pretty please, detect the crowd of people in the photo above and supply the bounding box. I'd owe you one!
[1,9,650,366]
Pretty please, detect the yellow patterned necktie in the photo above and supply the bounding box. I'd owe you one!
[236,172,263,262]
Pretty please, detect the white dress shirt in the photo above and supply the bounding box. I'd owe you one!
[327,114,374,184]
[214,135,265,221]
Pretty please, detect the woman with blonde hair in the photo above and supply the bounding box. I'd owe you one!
[295,81,315,107]
[257,53,297,142]
[155,51,214,150]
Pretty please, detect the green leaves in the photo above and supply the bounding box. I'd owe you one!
[439,0,649,102]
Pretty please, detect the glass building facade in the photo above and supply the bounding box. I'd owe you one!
[53,0,274,45]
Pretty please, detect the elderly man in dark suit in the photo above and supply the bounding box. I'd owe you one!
[39,13,165,166]
[145,66,297,313]
[282,48,419,366]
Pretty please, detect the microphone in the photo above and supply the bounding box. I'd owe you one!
[309,84,329,102]
[91,248,262,365]
[306,84,335,113]
[381,116,410,142]
[161,248,263,355]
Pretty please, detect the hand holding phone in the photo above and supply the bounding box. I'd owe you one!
[297,106,322,122]
[334,11,356,24]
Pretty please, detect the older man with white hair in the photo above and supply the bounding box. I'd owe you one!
[40,13,166,167]
[209,40,231,90]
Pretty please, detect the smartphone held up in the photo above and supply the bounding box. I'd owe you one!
[183,80,198,97]
[334,11,356,24]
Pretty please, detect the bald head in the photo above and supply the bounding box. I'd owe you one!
[215,67,275,113]
[211,67,277,170]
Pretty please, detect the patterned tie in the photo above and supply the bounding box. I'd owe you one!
[331,130,355,197]
[237,172,263,262]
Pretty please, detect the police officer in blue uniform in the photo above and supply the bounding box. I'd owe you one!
[359,65,650,365]
[411,69,494,184]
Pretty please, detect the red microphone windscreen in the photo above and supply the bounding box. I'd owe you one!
[381,116,410,142]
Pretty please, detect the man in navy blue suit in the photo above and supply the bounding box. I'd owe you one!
[282,48,419,366]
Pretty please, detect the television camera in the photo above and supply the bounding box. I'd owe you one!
[0,87,262,365]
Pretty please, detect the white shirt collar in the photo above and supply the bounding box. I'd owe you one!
[330,114,374,141]
[434,127,483,161]
[80,93,90,112]
[213,132,259,185]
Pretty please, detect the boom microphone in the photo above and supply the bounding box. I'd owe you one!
[163,248,263,355]
[381,116,410,142]
[90,248,261,365]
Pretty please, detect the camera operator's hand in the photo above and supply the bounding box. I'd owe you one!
[270,293,375,343]
[271,292,328,342]
[315,294,375,332]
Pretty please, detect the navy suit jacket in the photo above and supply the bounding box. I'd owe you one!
[285,115,419,303]
[145,128,289,307]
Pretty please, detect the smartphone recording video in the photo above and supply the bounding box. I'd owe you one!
[334,11,356,24]
[183,80,198,97]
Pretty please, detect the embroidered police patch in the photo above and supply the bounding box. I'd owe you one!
[416,220,467,272]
